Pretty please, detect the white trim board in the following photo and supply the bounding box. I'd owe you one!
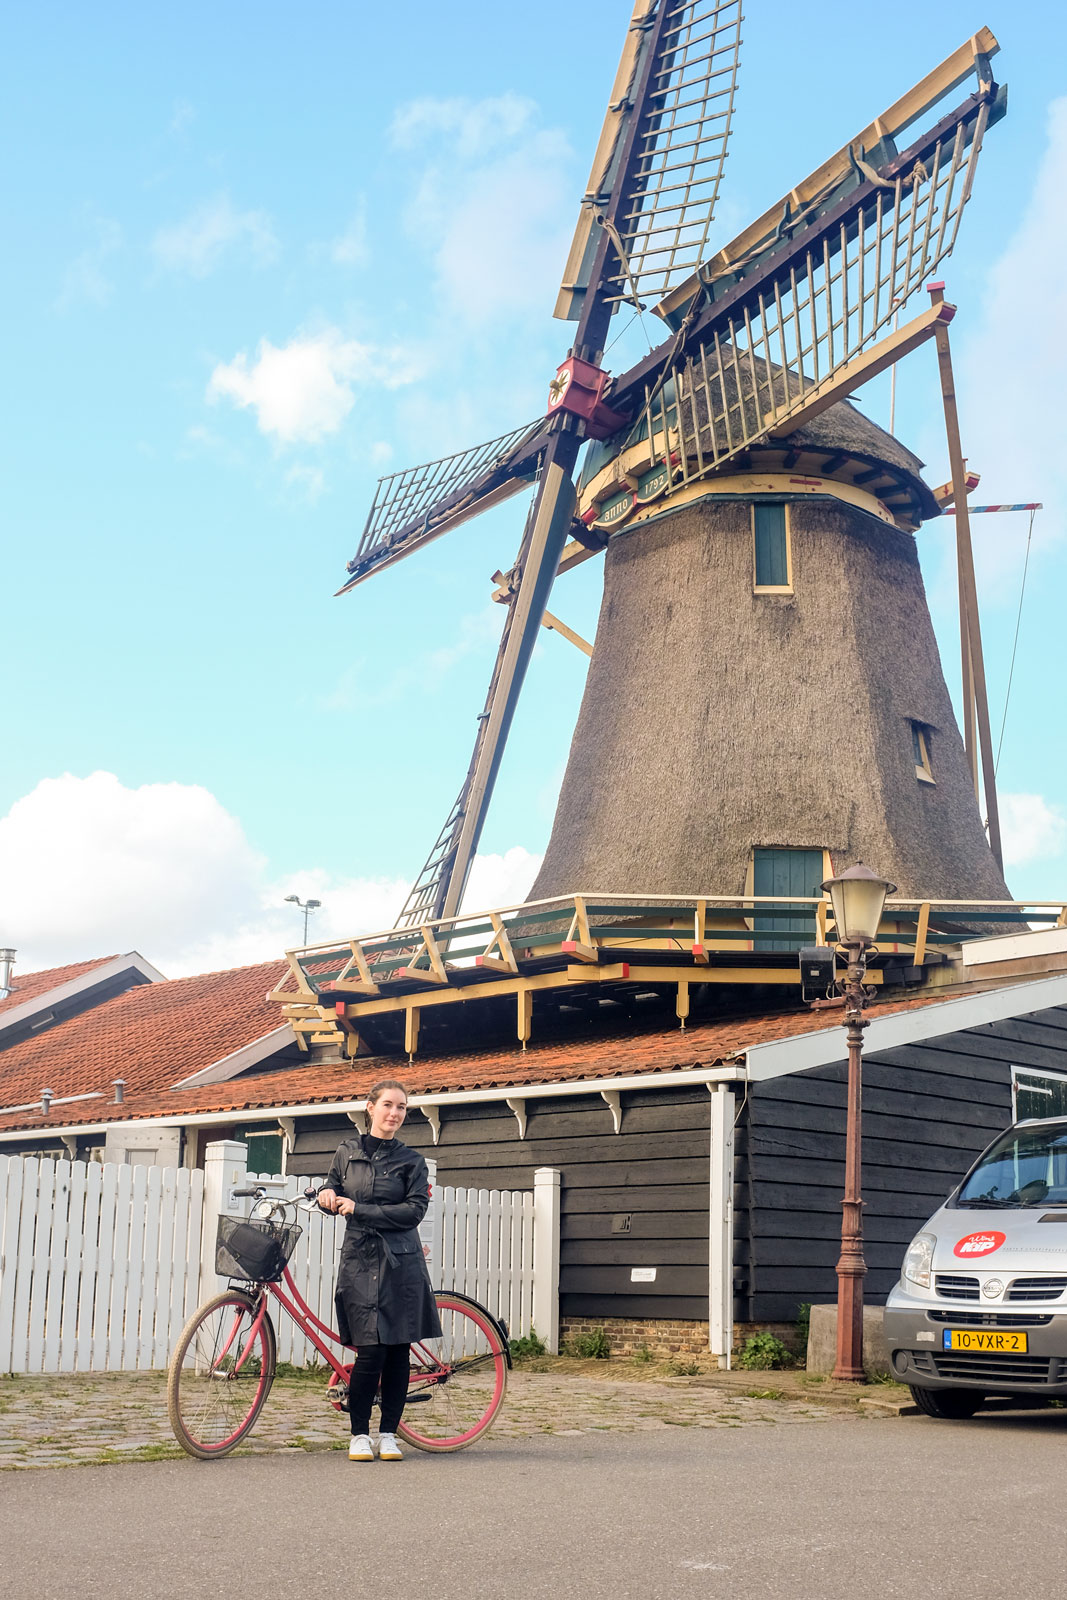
[961,927,1067,967]
[744,971,1067,1082]
[0,1066,744,1143]
[0,952,165,1040]
[171,1024,299,1088]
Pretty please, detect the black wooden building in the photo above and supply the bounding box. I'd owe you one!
[284,971,1067,1342]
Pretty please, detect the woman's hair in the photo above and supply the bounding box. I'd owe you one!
[366,1078,410,1106]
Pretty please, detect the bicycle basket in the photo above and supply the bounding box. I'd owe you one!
[216,1216,301,1283]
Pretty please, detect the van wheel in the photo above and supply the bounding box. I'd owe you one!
[909,1385,982,1419]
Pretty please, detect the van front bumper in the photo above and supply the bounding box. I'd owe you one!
[885,1290,1067,1396]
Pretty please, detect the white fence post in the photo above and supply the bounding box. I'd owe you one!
[532,1167,561,1353]
[709,1084,735,1367]
[420,1158,441,1286]
[200,1140,248,1303]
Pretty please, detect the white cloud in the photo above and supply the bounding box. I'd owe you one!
[461,846,543,912]
[390,93,537,159]
[152,194,278,278]
[56,218,122,311]
[284,463,325,502]
[1000,792,1067,869]
[390,92,575,327]
[207,327,418,444]
[0,772,539,979]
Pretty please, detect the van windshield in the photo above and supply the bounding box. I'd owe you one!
[958,1122,1067,1208]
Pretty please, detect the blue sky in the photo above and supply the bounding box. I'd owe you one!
[3,1,1065,974]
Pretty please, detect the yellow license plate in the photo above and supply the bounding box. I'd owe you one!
[943,1329,1028,1353]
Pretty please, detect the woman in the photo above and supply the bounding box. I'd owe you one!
[317,1079,441,1461]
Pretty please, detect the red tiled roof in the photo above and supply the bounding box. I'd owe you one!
[0,955,124,1016]
[0,960,290,1125]
[0,988,950,1134]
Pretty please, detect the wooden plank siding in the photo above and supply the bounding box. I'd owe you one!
[289,1089,715,1322]
[744,1006,1067,1322]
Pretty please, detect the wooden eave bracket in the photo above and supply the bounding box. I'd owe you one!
[278,1117,295,1158]
[506,1097,528,1139]
[422,1104,441,1146]
[566,962,630,983]
[601,1089,623,1134]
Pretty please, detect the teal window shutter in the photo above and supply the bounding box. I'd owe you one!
[754,503,789,587]
[752,848,824,951]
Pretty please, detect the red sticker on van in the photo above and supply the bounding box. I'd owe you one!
[953,1231,1006,1258]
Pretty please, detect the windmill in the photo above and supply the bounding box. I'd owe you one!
[339,5,1009,929]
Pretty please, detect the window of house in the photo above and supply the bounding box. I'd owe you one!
[753,503,792,591]
[911,721,935,783]
[1013,1068,1067,1123]
[239,1125,285,1176]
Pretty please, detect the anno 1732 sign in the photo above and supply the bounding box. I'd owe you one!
[590,462,671,531]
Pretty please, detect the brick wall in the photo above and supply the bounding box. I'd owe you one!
[560,1315,806,1359]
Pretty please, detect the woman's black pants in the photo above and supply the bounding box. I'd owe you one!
[348,1343,410,1434]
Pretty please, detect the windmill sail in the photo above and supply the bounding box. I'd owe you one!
[556,0,742,320]
[339,418,550,594]
[607,32,1002,489]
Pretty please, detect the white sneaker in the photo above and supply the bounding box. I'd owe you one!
[348,1433,375,1462]
[377,1432,403,1461]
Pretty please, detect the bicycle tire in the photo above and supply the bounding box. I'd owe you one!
[398,1291,508,1453]
[167,1290,277,1459]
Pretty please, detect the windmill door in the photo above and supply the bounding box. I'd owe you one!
[752,849,824,952]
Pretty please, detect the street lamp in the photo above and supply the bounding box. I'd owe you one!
[284,895,322,944]
[819,863,896,1382]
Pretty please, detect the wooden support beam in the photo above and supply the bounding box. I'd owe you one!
[566,962,631,983]
[475,912,519,976]
[815,899,829,946]
[517,988,533,1048]
[561,939,599,964]
[928,284,1003,874]
[542,610,594,658]
[913,901,932,966]
[692,900,709,964]
[405,1008,420,1057]
[676,980,690,1027]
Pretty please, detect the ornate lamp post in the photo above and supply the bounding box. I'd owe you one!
[819,863,896,1383]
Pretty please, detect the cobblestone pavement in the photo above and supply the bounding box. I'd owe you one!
[0,1361,887,1471]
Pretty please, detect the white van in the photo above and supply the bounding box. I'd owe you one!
[884,1116,1067,1417]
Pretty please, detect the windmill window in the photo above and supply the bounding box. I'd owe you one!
[912,722,935,784]
[753,503,792,592]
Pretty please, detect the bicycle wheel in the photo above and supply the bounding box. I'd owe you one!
[399,1291,508,1453]
[167,1290,277,1459]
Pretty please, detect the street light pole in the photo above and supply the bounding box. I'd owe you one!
[819,863,896,1384]
[835,939,871,1382]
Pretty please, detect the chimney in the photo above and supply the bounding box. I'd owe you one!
[0,949,14,1001]
[41,1088,54,1116]
[113,1079,126,1105]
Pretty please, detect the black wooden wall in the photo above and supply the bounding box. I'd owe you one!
[744,1003,1067,1322]
[289,1087,714,1322]
[287,1000,1067,1330]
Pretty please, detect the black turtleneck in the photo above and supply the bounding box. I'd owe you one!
[363,1134,395,1159]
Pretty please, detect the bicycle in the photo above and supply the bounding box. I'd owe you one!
[166,1184,510,1460]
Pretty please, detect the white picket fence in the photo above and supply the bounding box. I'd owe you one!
[0,1147,551,1375]
[0,1155,204,1375]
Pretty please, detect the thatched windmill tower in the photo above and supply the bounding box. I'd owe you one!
[528,392,1011,908]
[337,8,1009,928]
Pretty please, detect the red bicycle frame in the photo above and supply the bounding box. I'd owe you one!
[233,1267,449,1386]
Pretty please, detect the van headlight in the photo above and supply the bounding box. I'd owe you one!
[902,1231,935,1289]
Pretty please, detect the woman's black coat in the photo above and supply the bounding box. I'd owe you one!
[324,1134,442,1347]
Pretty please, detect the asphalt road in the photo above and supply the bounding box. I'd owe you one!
[3,1410,1065,1599]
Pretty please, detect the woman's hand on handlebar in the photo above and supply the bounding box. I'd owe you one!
[317,1188,355,1218]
